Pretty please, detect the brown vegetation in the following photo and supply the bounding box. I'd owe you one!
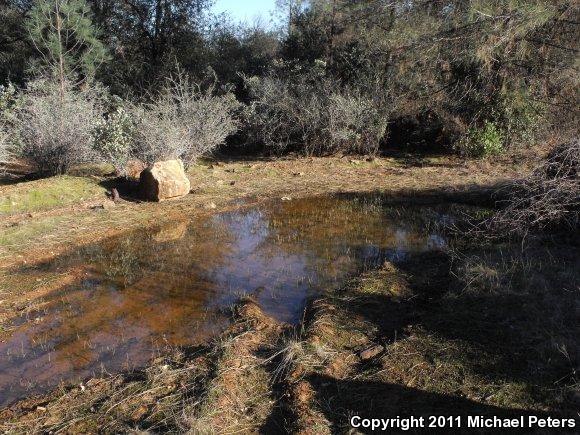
[2,247,576,433]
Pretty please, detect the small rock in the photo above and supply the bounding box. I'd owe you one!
[229,181,236,186]
[281,196,292,201]
[36,406,47,412]
[91,201,114,211]
[359,345,384,361]
[349,159,362,165]
[204,202,217,210]
[110,188,120,202]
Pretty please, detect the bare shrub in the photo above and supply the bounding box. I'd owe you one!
[489,138,579,239]
[0,127,10,165]
[328,91,387,155]
[132,73,240,167]
[18,78,102,175]
[243,69,387,156]
[0,83,20,166]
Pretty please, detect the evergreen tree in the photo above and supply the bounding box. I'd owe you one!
[26,0,108,89]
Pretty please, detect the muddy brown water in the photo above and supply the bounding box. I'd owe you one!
[0,195,476,407]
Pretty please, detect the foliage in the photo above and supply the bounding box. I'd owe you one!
[17,78,103,175]
[204,19,279,91]
[93,100,134,175]
[493,89,545,147]
[0,1,32,87]
[89,0,212,93]
[0,126,9,165]
[26,0,108,83]
[458,121,504,158]
[0,83,21,162]
[0,82,20,126]
[279,1,576,152]
[131,72,240,166]
[0,0,577,157]
[244,65,387,155]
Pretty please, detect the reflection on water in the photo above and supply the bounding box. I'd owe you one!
[0,195,471,407]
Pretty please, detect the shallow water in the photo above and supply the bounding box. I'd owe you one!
[0,195,472,407]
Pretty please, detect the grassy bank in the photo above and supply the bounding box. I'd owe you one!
[0,153,536,268]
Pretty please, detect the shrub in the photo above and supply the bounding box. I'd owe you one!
[0,83,21,160]
[131,73,240,167]
[328,91,387,155]
[488,138,579,239]
[458,121,504,158]
[243,68,387,156]
[17,79,103,175]
[0,127,10,165]
[93,100,134,175]
[0,83,19,125]
[494,90,544,147]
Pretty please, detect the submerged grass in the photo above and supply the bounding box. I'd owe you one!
[0,244,577,433]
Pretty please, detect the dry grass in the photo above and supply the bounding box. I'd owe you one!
[185,299,288,434]
[0,299,285,434]
[0,153,535,269]
[268,249,578,432]
[2,150,574,433]
[1,246,577,433]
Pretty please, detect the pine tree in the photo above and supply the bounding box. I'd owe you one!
[26,0,107,93]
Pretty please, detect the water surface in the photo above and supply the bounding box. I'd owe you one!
[0,195,471,407]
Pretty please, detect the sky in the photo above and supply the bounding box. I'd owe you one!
[211,0,278,23]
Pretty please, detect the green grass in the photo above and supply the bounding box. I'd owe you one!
[0,215,72,250]
[0,176,106,215]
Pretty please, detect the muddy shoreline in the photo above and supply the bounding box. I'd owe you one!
[2,249,577,433]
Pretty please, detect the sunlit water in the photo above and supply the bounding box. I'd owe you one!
[0,195,473,407]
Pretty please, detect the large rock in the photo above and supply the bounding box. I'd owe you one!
[139,159,191,201]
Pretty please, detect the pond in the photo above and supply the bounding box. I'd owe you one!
[0,195,473,407]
